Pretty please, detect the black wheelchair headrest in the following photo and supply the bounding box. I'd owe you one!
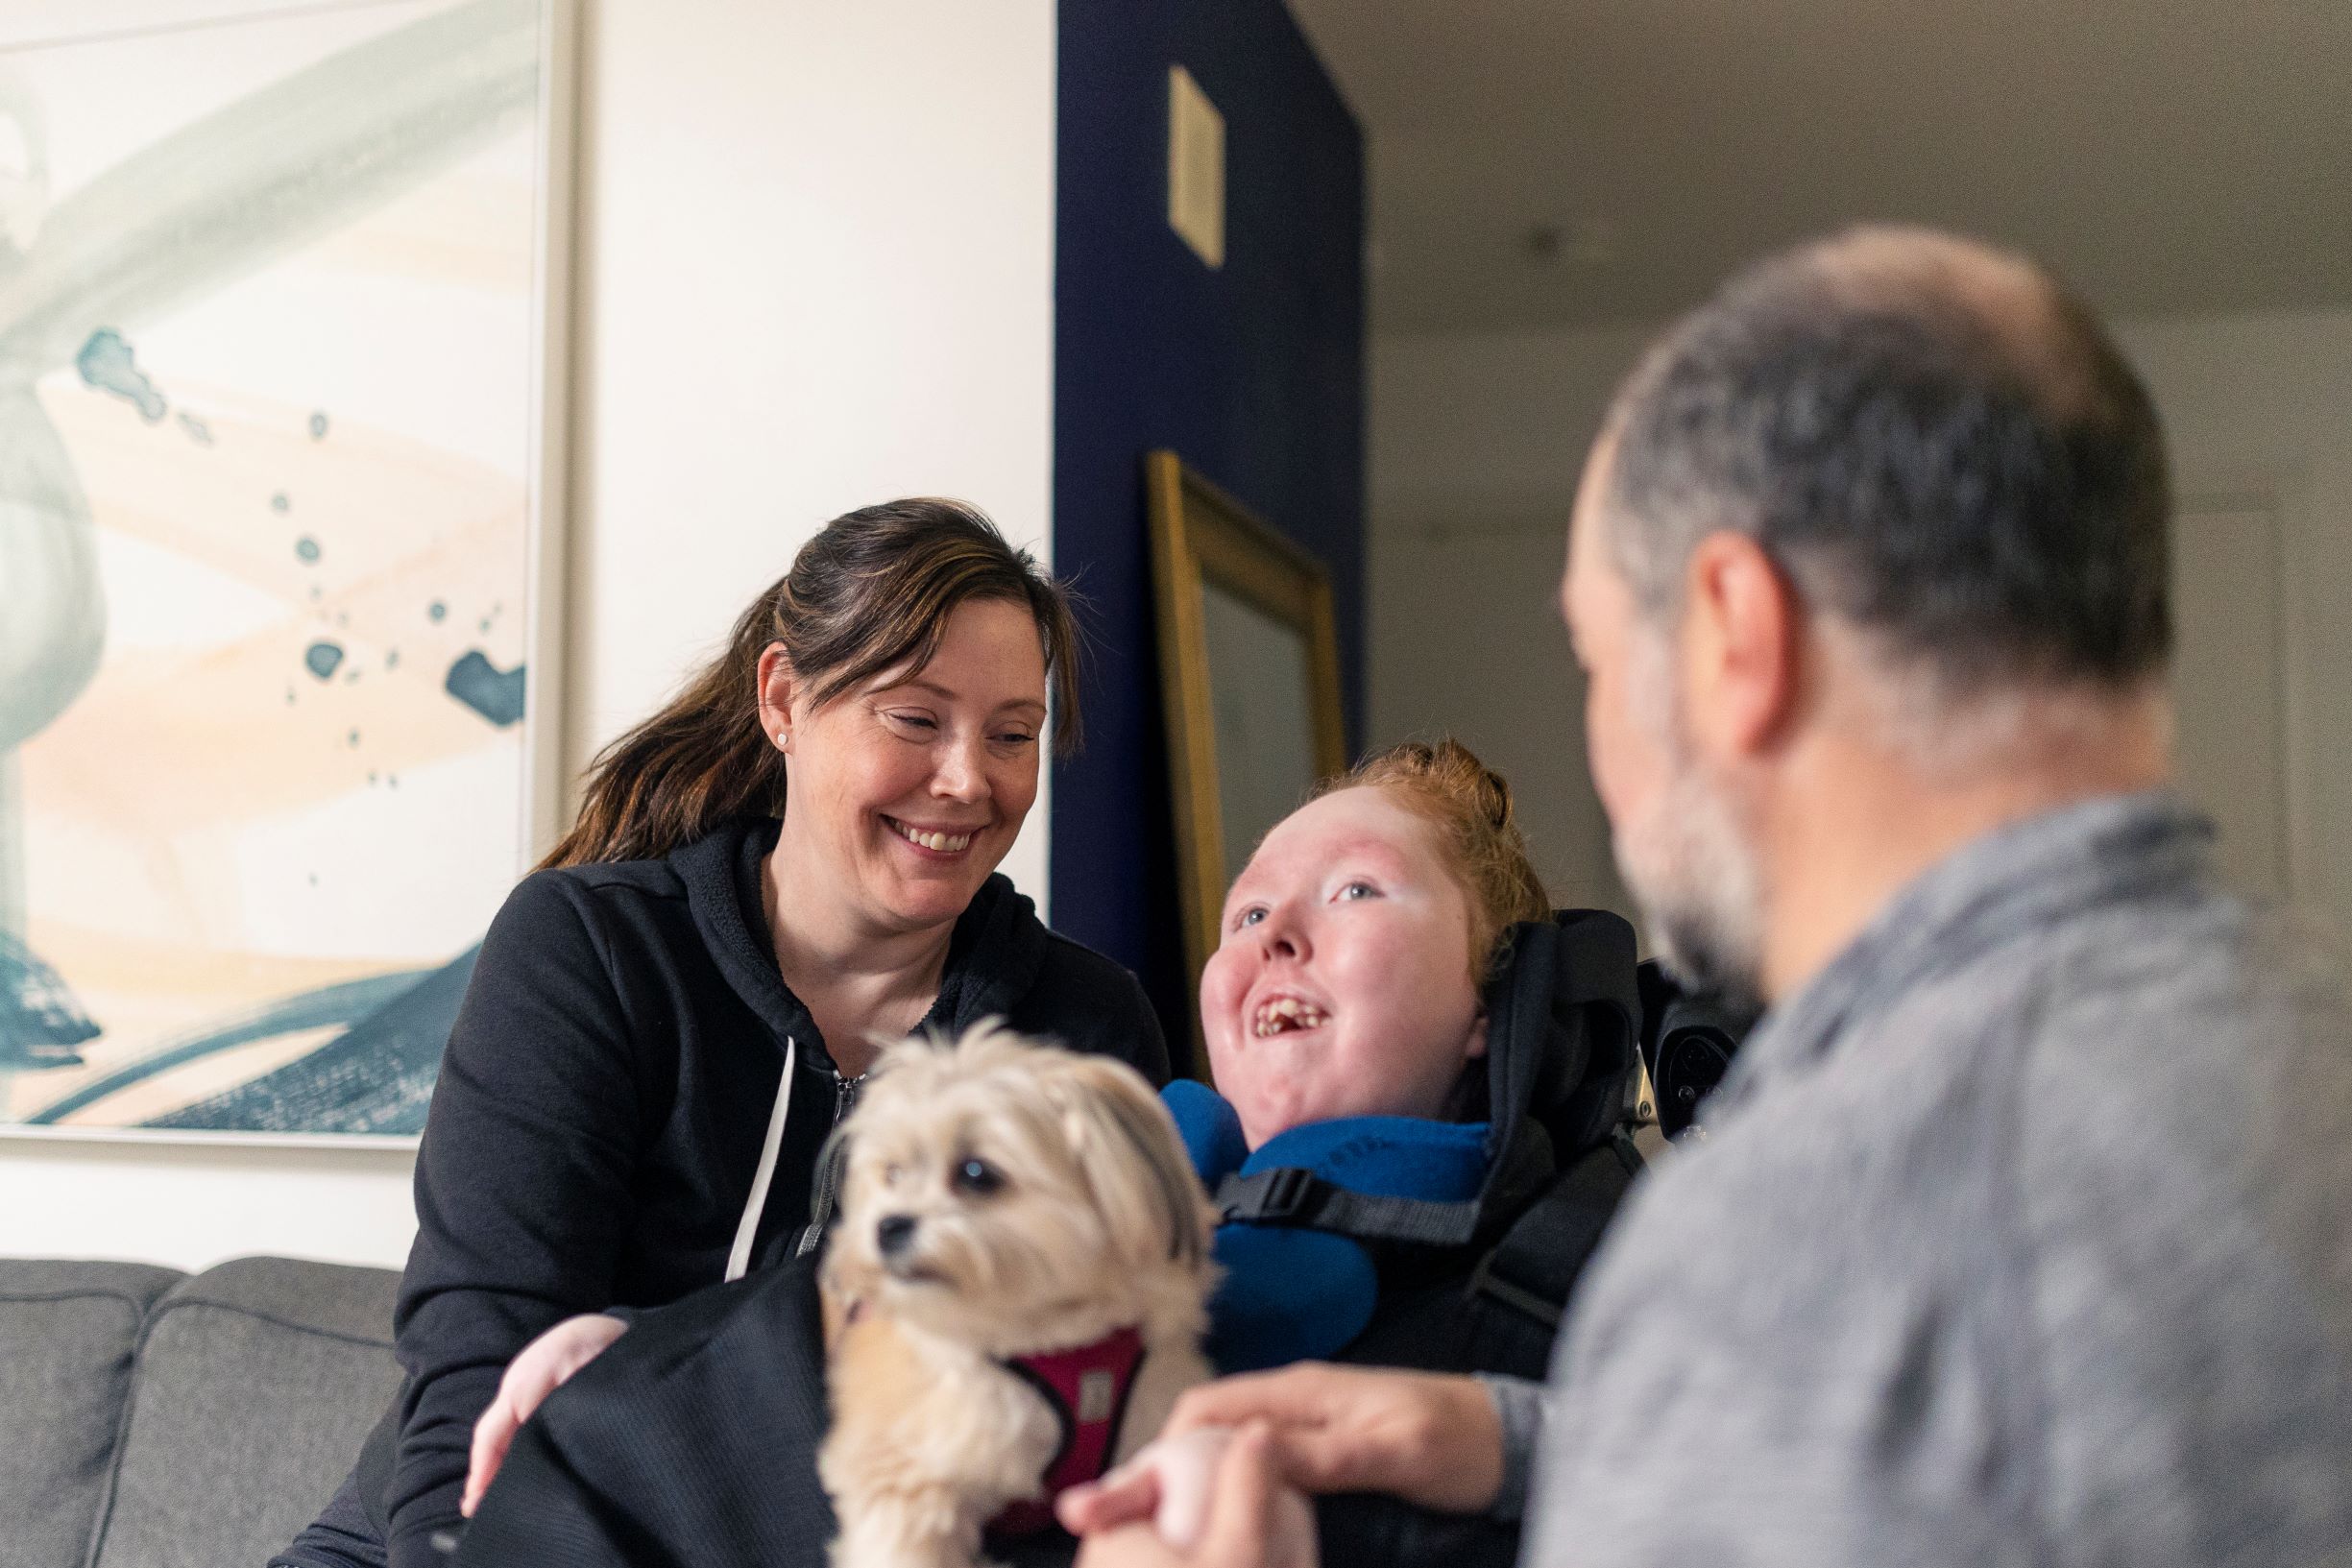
[1481,909,1642,1167]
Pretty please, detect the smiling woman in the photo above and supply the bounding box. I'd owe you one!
[276,499,1167,1568]
[755,596,1053,952]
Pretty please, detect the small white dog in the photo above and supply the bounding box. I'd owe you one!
[817,1024,1217,1568]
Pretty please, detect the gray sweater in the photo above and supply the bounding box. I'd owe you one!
[1514,793,2352,1565]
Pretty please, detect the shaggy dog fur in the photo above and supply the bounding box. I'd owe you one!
[818,1025,1217,1568]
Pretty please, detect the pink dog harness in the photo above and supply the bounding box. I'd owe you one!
[988,1325,1148,1535]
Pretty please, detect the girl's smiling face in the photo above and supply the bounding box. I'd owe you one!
[1199,785,1489,1147]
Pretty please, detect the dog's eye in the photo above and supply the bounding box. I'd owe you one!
[952,1157,1003,1195]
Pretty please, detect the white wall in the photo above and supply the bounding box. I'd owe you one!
[2112,313,2352,927]
[0,0,1059,1271]
[1367,324,1650,916]
[1368,309,2352,934]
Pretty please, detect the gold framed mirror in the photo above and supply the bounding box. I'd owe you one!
[1146,451,1349,1013]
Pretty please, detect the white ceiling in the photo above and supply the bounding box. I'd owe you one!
[1286,0,2352,334]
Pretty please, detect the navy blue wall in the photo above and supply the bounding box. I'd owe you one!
[1052,0,1365,1066]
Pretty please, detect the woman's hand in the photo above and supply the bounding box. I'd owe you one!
[460,1313,629,1515]
[1094,1364,1506,1517]
[1072,1424,1317,1568]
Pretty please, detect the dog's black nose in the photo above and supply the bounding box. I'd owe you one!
[876,1214,917,1256]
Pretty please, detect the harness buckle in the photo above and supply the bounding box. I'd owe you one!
[1251,1166,1321,1222]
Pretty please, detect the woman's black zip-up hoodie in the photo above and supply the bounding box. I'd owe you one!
[379,817,1165,1568]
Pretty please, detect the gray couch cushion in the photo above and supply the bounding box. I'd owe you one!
[92,1257,400,1568]
[0,1260,185,1568]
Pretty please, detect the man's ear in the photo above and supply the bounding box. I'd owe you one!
[1679,531,1800,761]
[755,641,797,749]
[1464,1008,1490,1061]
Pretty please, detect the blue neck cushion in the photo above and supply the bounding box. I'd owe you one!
[1160,1079,1490,1373]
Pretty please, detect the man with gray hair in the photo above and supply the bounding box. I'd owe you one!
[1065,227,2352,1567]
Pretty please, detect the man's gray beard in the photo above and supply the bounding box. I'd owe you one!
[1612,745,1767,1017]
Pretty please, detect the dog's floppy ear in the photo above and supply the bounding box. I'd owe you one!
[817,1043,912,1228]
[1049,1058,1214,1273]
[813,1120,866,1300]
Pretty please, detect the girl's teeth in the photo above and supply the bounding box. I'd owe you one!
[894,822,971,853]
[1251,1000,1326,1036]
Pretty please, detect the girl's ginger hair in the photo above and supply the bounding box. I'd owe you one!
[1314,737,1551,985]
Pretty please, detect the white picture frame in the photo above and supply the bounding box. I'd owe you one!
[0,0,576,1145]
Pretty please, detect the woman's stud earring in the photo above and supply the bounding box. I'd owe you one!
[775,731,788,747]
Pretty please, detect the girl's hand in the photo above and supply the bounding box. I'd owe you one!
[1071,1424,1318,1568]
[460,1312,629,1514]
[1060,1426,1236,1545]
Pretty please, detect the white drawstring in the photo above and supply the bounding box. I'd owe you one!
[726,1034,796,1282]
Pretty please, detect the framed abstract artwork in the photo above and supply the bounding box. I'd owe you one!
[0,0,574,1141]
[1145,450,1347,1016]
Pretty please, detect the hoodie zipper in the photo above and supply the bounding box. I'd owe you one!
[793,1068,866,1257]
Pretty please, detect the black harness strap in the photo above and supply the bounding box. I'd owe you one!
[1467,1134,1641,1329]
[1212,1169,1483,1246]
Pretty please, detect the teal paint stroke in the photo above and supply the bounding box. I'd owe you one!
[19,968,430,1125]
[445,649,525,726]
[0,924,99,1066]
[75,327,167,420]
[145,944,478,1135]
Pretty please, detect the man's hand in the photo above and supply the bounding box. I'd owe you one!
[1073,1424,1317,1568]
[1160,1365,1505,1514]
[460,1313,628,1515]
